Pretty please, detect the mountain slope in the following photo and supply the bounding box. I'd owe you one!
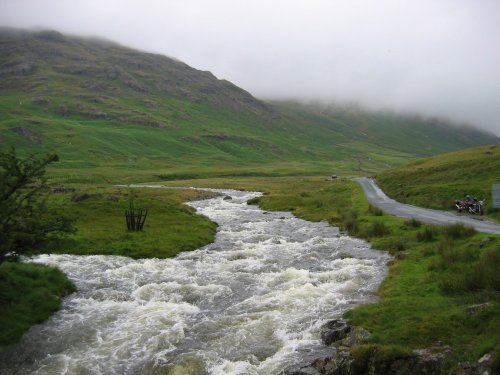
[0,28,498,181]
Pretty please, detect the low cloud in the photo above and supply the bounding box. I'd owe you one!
[1,0,499,135]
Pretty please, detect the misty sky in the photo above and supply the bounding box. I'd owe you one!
[1,0,499,135]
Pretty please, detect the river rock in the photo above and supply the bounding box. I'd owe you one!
[477,353,495,374]
[321,320,351,346]
[284,347,352,375]
[223,195,232,200]
[71,193,101,202]
[290,319,453,375]
[51,185,76,193]
[457,352,496,375]
[465,302,492,316]
[409,344,452,374]
[396,251,408,260]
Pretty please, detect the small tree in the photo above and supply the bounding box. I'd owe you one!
[0,148,75,263]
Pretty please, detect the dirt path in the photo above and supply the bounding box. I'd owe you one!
[355,177,500,235]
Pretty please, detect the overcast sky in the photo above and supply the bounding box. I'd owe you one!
[1,0,499,135]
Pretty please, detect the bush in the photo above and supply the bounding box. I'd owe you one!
[440,247,499,294]
[443,222,476,239]
[390,238,408,252]
[465,248,500,291]
[367,204,384,216]
[367,221,391,237]
[404,218,422,229]
[416,225,438,242]
[431,238,479,270]
[0,148,75,263]
[341,210,359,234]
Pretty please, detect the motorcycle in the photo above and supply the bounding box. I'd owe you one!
[468,199,484,215]
[454,200,468,213]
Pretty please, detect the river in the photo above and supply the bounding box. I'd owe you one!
[0,188,390,375]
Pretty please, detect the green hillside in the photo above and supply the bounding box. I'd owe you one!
[0,28,498,183]
[376,144,500,220]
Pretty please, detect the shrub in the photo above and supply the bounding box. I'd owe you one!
[443,223,476,239]
[390,238,408,252]
[0,148,75,263]
[440,247,498,294]
[367,221,391,237]
[465,248,500,291]
[432,238,479,271]
[404,218,422,229]
[367,204,384,216]
[341,210,359,234]
[422,246,435,257]
[416,225,438,242]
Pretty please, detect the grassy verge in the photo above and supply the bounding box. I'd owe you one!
[376,144,500,222]
[0,262,75,346]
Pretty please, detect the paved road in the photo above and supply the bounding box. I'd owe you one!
[354,177,500,235]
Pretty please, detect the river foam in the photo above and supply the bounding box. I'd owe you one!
[0,188,390,375]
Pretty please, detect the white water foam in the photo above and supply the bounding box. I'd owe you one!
[0,189,390,375]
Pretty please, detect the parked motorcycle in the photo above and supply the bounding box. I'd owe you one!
[454,200,468,213]
[468,198,484,215]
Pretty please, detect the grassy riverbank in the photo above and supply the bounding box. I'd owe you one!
[0,185,219,345]
[2,175,499,372]
[173,175,499,372]
[0,262,75,346]
[258,179,499,372]
[47,185,219,259]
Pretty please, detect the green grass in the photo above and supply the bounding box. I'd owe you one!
[1,29,497,186]
[0,262,75,346]
[46,185,219,259]
[2,174,499,371]
[0,185,219,345]
[172,176,500,371]
[2,29,500,367]
[376,144,500,221]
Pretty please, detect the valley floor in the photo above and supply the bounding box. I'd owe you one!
[1,176,499,373]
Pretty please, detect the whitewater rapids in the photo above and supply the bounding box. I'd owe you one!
[0,189,390,375]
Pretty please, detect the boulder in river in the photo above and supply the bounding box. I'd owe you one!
[320,320,351,346]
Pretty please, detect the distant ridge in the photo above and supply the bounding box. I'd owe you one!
[0,28,271,115]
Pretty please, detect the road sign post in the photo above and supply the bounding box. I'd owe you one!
[493,184,500,208]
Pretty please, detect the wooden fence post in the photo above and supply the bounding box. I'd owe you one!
[125,209,148,231]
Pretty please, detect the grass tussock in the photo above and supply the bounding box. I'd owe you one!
[416,225,438,242]
[367,204,384,216]
[443,222,477,239]
[404,218,422,229]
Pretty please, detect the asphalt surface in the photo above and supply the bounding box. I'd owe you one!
[354,177,500,235]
